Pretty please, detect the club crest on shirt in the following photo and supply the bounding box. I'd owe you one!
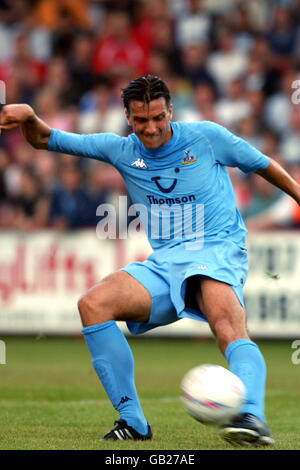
[182,150,197,165]
[130,157,147,169]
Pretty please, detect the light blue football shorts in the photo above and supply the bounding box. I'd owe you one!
[121,239,248,335]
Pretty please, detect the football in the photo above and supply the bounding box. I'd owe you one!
[180,364,246,424]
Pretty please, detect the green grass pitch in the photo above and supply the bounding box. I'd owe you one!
[0,336,299,450]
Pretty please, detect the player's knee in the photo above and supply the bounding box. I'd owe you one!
[77,292,96,325]
[77,280,116,326]
[77,292,95,317]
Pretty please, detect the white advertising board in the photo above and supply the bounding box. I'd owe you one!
[0,230,299,338]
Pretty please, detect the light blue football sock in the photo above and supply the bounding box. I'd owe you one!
[225,339,266,421]
[82,321,148,435]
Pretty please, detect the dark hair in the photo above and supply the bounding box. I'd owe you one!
[121,75,171,112]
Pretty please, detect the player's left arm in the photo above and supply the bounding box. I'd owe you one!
[256,158,300,206]
[201,121,300,206]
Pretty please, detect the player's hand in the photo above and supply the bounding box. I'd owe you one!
[0,104,34,133]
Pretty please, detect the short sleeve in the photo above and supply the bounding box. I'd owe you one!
[200,121,270,173]
[47,129,124,166]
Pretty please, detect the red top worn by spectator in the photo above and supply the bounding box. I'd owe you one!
[92,10,148,76]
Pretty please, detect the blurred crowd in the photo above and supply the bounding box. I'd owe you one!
[0,0,300,233]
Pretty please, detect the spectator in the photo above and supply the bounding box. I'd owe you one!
[244,52,273,94]
[33,86,77,132]
[147,50,172,83]
[264,67,300,135]
[242,157,294,230]
[20,14,53,64]
[259,129,281,160]
[246,89,266,128]
[248,35,280,96]
[216,77,251,129]
[235,116,261,149]
[132,0,170,55]
[78,79,126,135]
[280,105,300,164]
[265,4,299,68]
[149,16,180,75]
[179,42,217,89]
[85,162,123,227]
[0,32,46,104]
[34,0,90,31]
[230,3,255,52]
[33,150,57,193]
[68,32,96,100]
[176,82,217,123]
[49,162,95,230]
[10,167,49,231]
[1,142,36,202]
[92,9,148,77]
[43,56,80,107]
[175,0,211,48]
[207,26,248,94]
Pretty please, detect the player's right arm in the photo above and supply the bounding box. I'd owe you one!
[0,104,51,149]
[0,104,122,165]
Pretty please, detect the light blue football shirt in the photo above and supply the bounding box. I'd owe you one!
[48,121,270,250]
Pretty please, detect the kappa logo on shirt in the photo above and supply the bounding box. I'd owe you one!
[130,158,147,169]
[182,149,197,165]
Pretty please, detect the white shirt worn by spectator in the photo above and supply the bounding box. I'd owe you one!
[216,98,251,128]
[280,133,300,164]
[175,12,211,47]
[264,94,291,135]
[207,50,248,93]
[78,107,126,135]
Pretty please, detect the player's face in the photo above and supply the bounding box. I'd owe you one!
[125,98,173,149]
